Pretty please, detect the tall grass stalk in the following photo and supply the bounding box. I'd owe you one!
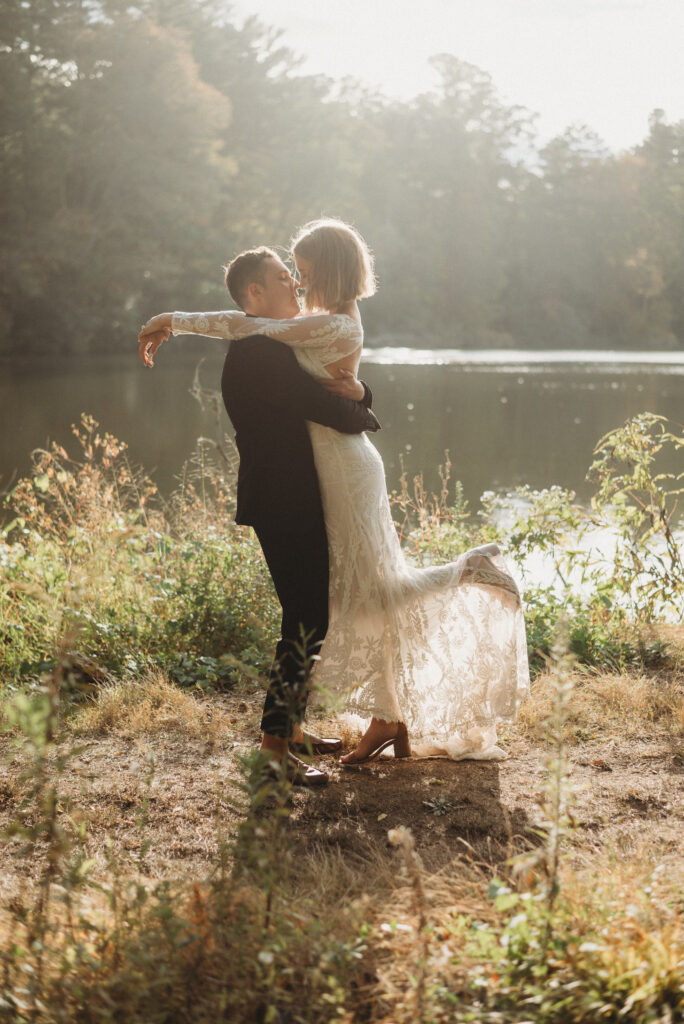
[1,644,88,1019]
[541,620,575,928]
[388,826,430,1022]
[505,618,577,958]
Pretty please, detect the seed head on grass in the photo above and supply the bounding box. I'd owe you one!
[388,826,430,1021]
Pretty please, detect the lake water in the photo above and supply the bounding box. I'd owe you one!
[1,346,683,511]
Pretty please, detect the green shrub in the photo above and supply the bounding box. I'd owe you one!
[391,416,684,676]
[0,415,278,691]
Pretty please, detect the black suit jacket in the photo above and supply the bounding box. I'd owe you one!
[221,334,380,533]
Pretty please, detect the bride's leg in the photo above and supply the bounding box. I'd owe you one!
[339,717,410,763]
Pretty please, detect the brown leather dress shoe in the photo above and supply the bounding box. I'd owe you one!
[266,753,329,787]
[289,732,343,756]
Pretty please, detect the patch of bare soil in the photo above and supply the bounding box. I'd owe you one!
[288,733,683,871]
[1,687,683,902]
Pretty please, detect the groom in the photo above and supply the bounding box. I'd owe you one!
[138,248,378,785]
[219,248,379,785]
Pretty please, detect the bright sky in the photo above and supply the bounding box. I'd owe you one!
[230,0,684,152]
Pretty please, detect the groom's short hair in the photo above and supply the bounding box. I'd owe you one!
[224,247,279,309]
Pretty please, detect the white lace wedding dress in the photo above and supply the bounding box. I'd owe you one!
[172,310,530,759]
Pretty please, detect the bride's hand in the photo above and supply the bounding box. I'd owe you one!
[139,312,173,337]
[138,326,170,367]
[138,313,173,367]
[320,369,365,401]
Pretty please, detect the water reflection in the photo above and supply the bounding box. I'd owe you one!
[364,347,684,372]
[1,346,682,509]
[360,353,683,505]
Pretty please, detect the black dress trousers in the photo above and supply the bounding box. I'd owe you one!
[254,519,330,738]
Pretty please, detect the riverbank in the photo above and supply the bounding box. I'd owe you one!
[1,413,683,1020]
[1,660,682,1022]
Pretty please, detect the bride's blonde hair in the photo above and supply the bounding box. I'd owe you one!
[291,218,376,313]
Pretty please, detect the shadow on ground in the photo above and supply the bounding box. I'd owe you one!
[286,756,534,871]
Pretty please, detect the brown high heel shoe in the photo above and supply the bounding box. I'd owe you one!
[340,723,411,767]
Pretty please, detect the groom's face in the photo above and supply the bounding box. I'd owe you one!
[250,257,300,319]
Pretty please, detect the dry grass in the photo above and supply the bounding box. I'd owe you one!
[658,623,684,668]
[70,671,230,746]
[514,667,684,744]
[258,842,684,1024]
[1,668,683,1023]
[1,832,679,1024]
[290,835,492,912]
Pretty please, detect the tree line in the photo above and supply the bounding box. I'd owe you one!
[2,0,683,355]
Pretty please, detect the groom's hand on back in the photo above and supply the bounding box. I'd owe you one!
[319,369,365,402]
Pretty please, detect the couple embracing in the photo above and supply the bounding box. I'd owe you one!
[138,219,529,787]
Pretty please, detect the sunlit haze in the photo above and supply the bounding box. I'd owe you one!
[231,0,684,151]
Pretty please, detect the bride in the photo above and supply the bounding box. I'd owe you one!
[138,218,529,763]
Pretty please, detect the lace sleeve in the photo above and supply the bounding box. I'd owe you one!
[171,311,363,365]
[171,310,245,340]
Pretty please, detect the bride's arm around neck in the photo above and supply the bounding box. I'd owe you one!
[170,305,363,352]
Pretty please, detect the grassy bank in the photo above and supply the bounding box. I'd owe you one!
[2,412,682,696]
[1,413,683,1021]
[0,415,279,696]
[0,658,682,1022]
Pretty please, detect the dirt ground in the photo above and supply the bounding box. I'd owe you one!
[2,684,682,901]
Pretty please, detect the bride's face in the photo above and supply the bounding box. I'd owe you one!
[294,255,313,296]
[253,256,300,318]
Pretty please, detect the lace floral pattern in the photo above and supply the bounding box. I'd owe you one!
[305,415,529,759]
[171,309,530,759]
[171,310,363,366]
[296,327,529,761]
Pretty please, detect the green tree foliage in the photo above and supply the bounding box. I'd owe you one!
[358,56,533,341]
[1,0,682,354]
[635,110,684,341]
[1,1,233,352]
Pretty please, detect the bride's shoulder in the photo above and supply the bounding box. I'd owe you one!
[329,312,363,333]
[333,312,361,324]
[296,311,359,324]
[331,315,363,347]
[298,312,363,337]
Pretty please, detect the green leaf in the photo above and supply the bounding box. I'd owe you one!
[33,475,50,493]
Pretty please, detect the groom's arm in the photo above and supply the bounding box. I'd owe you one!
[249,338,380,434]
